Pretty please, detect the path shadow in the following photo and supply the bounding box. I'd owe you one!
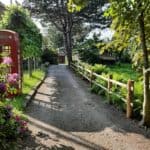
[26,88,150,138]
[20,133,75,150]
[25,65,150,149]
[26,117,107,150]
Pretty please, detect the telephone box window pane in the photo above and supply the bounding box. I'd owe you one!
[0,46,2,53]
[0,45,12,76]
[0,45,11,57]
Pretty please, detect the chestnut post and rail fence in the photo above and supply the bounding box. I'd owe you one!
[70,61,134,118]
[143,67,150,104]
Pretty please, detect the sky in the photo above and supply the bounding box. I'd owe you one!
[0,0,23,5]
[86,28,114,41]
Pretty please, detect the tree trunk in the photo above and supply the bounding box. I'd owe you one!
[28,58,32,77]
[142,70,150,126]
[67,31,72,66]
[64,31,72,66]
[62,12,73,66]
[139,12,150,126]
[33,57,36,70]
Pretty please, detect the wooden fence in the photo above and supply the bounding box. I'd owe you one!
[71,61,134,118]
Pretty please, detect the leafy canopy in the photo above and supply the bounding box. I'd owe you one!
[68,0,88,11]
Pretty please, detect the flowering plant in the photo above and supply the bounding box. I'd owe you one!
[0,57,19,100]
[0,104,28,149]
[2,57,13,66]
[0,57,28,149]
[0,82,6,95]
[7,73,19,85]
[0,82,6,100]
[7,73,19,95]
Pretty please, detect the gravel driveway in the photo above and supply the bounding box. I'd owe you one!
[22,65,150,150]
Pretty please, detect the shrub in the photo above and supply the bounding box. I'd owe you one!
[111,73,128,83]
[91,73,108,95]
[76,39,100,65]
[0,103,28,149]
[92,64,109,74]
[0,57,20,100]
[41,48,58,64]
[0,57,28,149]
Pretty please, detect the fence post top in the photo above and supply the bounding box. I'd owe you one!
[109,74,113,77]
[128,80,134,83]
[143,68,150,73]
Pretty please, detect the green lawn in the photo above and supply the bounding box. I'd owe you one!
[23,70,45,94]
[6,69,45,112]
[107,63,141,82]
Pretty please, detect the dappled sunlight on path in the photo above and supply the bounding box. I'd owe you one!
[24,65,150,150]
[26,115,106,150]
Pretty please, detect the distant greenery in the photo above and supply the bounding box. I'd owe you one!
[41,48,58,65]
[43,25,64,50]
[75,39,100,65]
[77,61,141,82]
[91,64,109,74]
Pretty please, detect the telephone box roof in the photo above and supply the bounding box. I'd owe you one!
[0,30,17,34]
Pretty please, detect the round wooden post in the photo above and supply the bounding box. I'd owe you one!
[108,74,113,104]
[77,61,79,73]
[126,80,134,118]
[90,70,94,87]
[82,65,84,79]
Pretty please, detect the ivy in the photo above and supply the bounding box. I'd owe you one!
[0,5,42,59]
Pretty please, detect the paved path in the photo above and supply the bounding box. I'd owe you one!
[23,65,150,150]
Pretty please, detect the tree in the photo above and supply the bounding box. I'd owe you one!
[68,0,88,11]
[0,5,42,76]
[24,0,73,65]
[75,38,100,64]
[25,0,109,66]
[43,25,64,50]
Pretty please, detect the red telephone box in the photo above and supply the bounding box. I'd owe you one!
[0,30,22,94]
